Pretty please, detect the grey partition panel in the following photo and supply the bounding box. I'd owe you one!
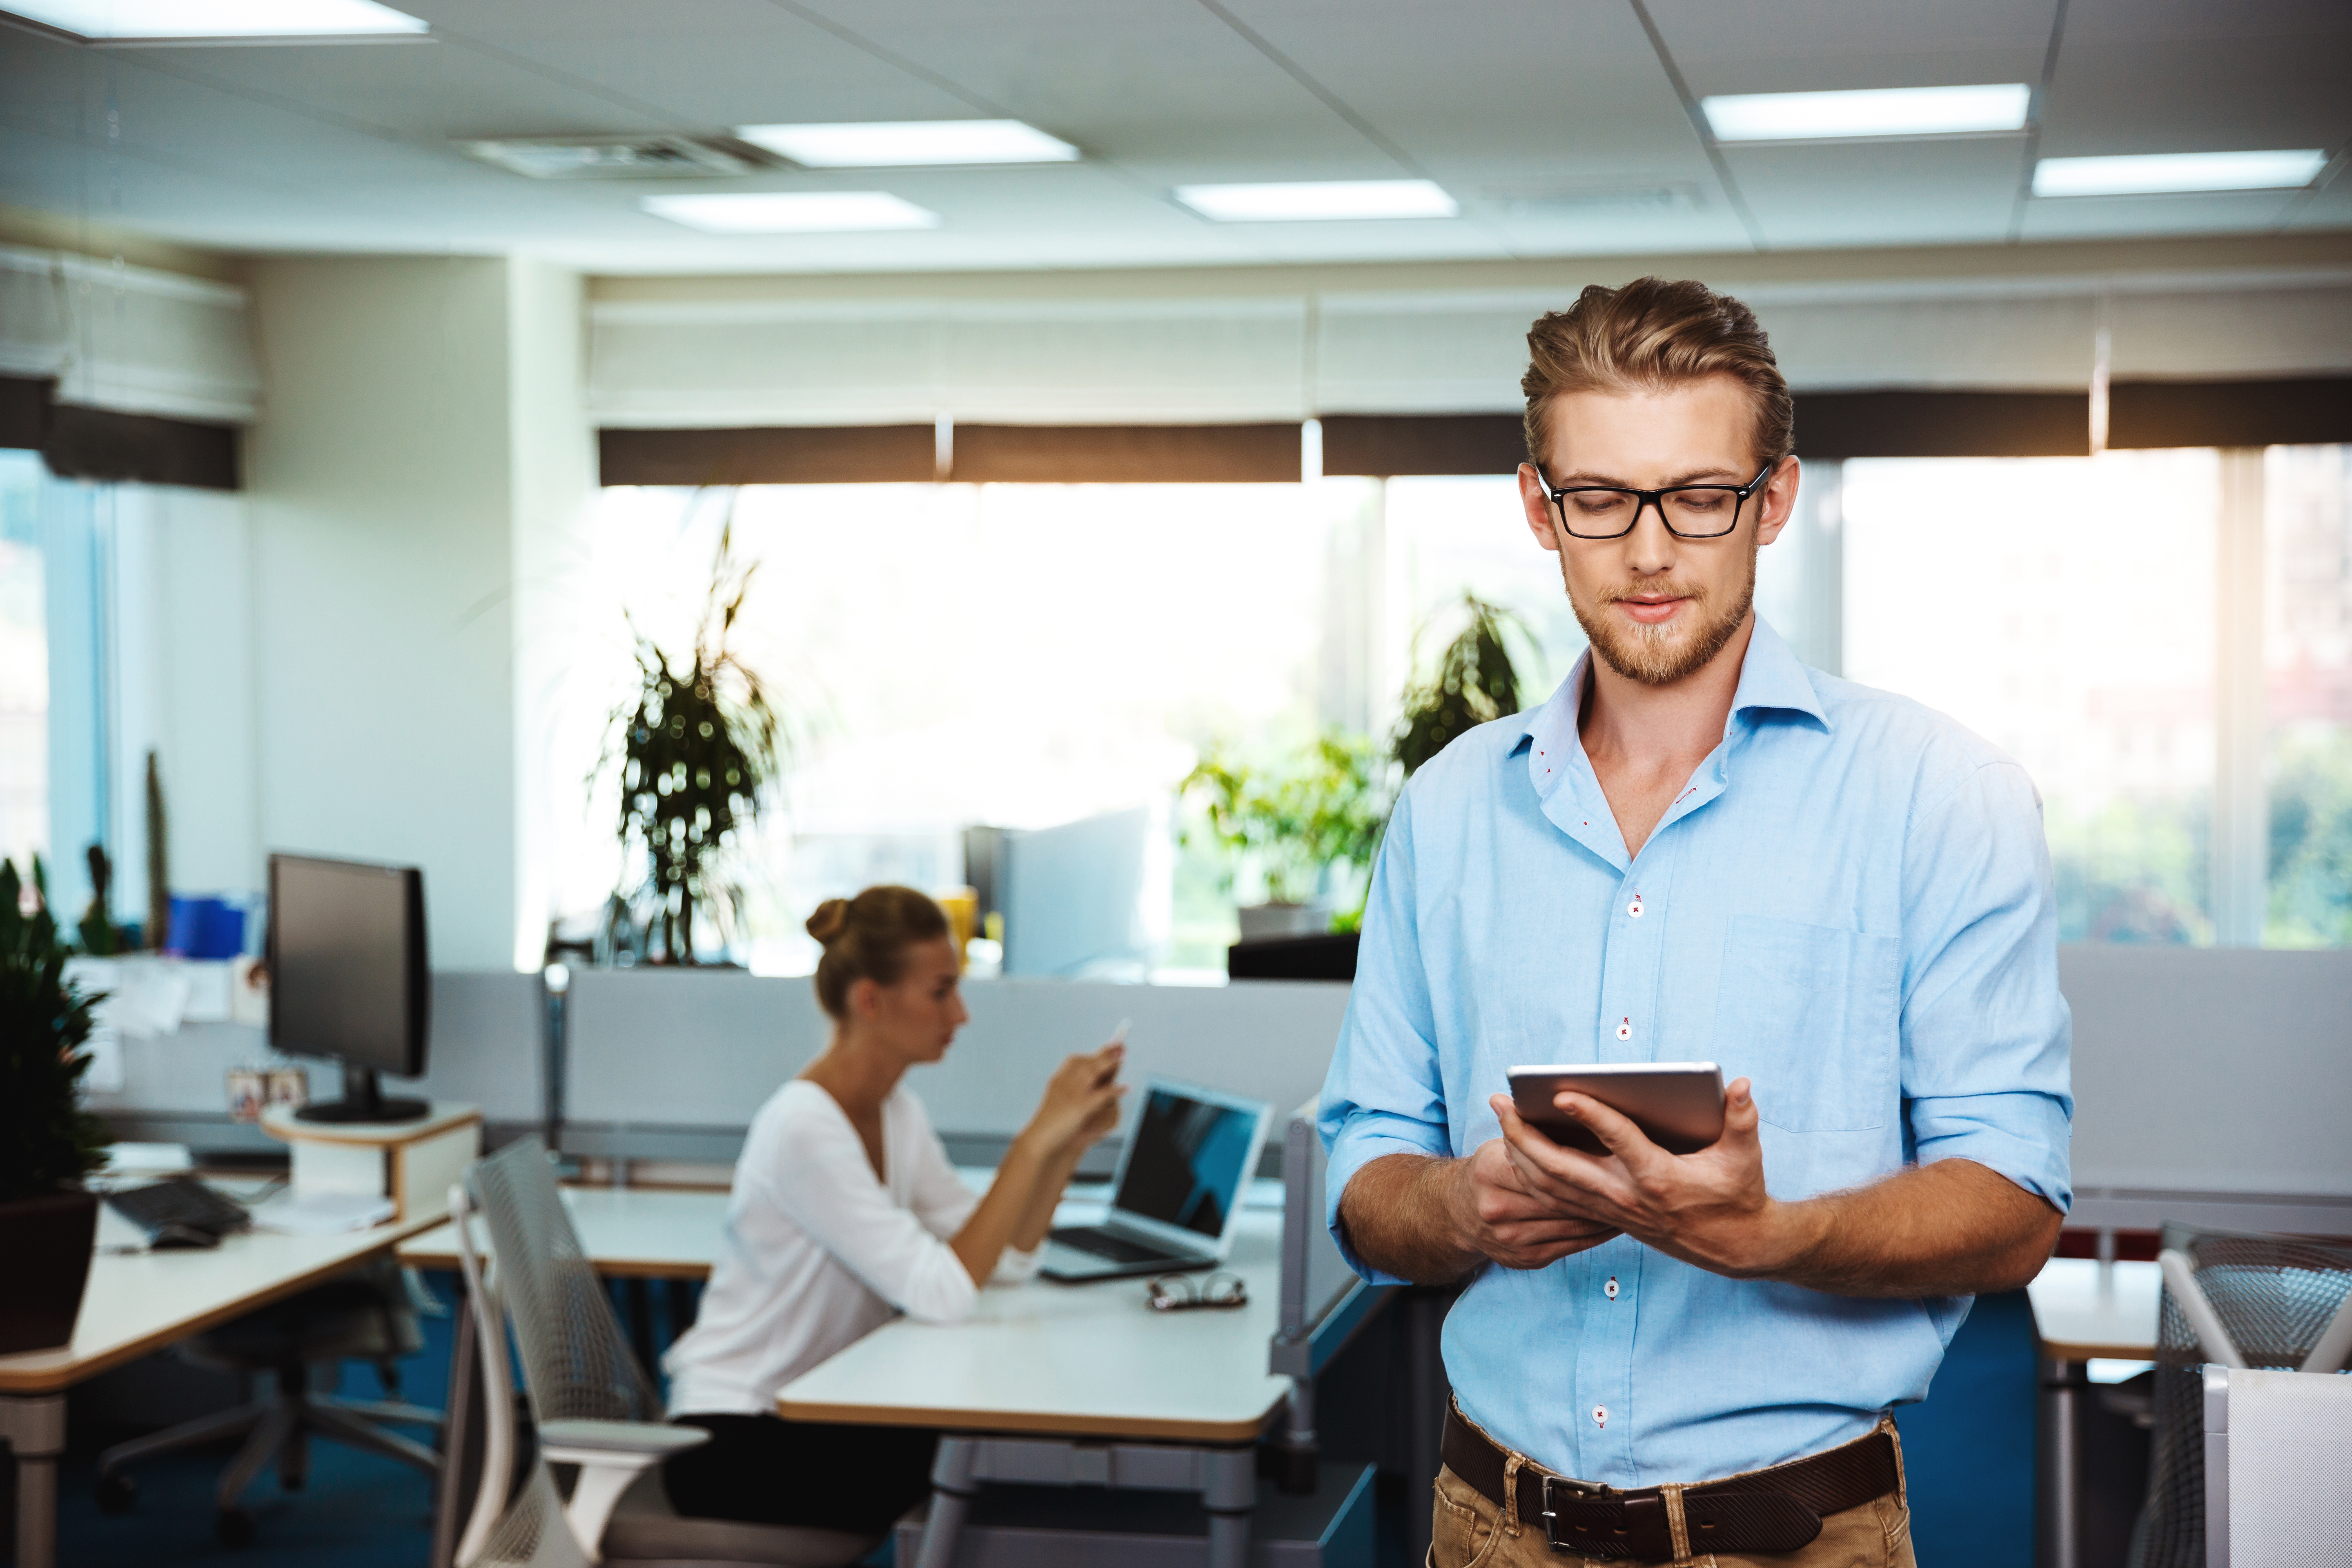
[2059,946,2352,1229]
[410,971,544,1120]
[559,972,1353,1154]
[916,978,1352,1141]
[563,968,828,1129]
[90,970,542,1146]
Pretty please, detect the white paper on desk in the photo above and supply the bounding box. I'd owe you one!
[249,1192,396,1236]
[181,960,235,1022]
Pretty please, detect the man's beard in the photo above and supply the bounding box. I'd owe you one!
[1568,541,1758,687]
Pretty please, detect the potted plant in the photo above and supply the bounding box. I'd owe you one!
[1393,594,1531,775]
[599,512,786,965]
[0,857,112,1353]
[1183,733,1390,937]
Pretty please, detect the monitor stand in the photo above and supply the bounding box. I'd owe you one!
[295,1065,430,1125]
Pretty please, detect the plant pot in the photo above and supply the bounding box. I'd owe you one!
[1237,901,1330,941]
[0,1189,100,1353]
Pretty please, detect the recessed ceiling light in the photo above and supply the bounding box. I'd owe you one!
[2032,149,2328,197]
[734,121,1078,168]
[639,192,942,234]
[1701,83,2031,142]
[1174,180,1458,222]
[2,0,427,39]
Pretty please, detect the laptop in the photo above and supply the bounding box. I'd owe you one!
[1040,1078,1274,1283]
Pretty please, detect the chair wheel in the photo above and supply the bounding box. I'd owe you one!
[216,1507,256,1547]
[96,1472,137,1514]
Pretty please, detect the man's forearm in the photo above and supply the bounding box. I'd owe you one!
[1762,1158,2062,1297]
[1338,1153,1484,1285]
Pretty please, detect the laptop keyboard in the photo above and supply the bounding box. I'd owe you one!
[1050,1225,1177,1265]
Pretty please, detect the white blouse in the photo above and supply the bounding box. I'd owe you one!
[662,1078,1037,1418]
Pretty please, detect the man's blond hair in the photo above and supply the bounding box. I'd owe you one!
[1521,276,1795,470]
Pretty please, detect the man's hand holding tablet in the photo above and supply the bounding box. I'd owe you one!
[1464,1062,1811,1281]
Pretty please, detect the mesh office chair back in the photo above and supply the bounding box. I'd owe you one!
[2128,1223,2352,1568]
[469,1135,660,1427]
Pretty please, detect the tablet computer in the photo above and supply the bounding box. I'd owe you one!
[1506,1062,1726,1156]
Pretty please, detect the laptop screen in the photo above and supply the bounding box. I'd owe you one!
[1112,1087,1260,1239]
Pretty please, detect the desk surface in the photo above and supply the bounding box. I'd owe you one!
[0,1205,437,1394]
[399,1186,729,1279]
[778,1208,1292,1445]
[2026,1257,2163,1362]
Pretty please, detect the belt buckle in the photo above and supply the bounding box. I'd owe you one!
[1538,1473,1608,1554]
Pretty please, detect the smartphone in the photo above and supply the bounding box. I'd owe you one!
[1506,1062,1727,1156]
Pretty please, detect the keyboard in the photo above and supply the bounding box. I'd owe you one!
[1048,1225,1179,1266]
[106,1177,252,1244]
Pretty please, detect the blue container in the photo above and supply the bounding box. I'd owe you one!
[165,897,247,960]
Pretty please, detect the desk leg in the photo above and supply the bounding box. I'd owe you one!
[2038,1356,2086,1568]
[915,1435,979,1568]
[1202,1444,1256,1568]
[2,1392,67,1568]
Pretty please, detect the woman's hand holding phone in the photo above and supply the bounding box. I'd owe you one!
[1022,1040,1126,1158]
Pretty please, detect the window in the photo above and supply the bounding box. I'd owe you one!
[1844,452,2221,943]
[2265,445,2352,947]
[0,452,43,880]
[552,482,1362,975]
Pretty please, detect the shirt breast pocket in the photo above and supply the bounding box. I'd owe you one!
[1713,914,1900,1133]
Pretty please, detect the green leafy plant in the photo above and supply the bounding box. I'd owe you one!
[2,858,112,1203]
[1182,733,1391,914]
[1393,594,1532,775]
[599,515,784,966]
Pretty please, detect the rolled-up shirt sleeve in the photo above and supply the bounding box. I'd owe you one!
[762,1110,981,1323]
[1319,791,1454,1283]
[1899,758,2074,1212]
[905,1119,1041,1283]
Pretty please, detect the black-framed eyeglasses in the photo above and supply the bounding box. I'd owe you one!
[1532,459,1778,540]
[1145,1272,1248,1312]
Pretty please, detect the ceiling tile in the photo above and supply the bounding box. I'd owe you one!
[1725,136,2025,247]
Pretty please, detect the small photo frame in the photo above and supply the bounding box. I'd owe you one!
[226,1067,265,1123]
[265,1066,309,1110]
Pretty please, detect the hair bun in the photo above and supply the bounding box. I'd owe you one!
[806,898,851,944]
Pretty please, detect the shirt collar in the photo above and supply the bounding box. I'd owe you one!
[1511,612,1828,761]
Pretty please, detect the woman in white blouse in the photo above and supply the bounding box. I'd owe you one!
[661,885,1124,1533]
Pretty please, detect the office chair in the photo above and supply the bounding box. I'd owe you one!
[2126,1223,2352,1568]
[451,1136,879,1568]
[94,1254,443,1546]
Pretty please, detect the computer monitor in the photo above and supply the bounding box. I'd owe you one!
[267,853,430,1125]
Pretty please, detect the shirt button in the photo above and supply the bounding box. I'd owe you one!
[1592,1405,1608,1429]
[1605,1276,1619,1301]
[1628,893,1644,918]
[1615,1017,1632,1040]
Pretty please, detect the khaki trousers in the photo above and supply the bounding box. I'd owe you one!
[1428,1419,1918,1568]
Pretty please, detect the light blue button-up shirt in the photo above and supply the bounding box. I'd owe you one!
[1321,616,2071,1486]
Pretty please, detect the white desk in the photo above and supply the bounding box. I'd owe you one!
[2025,1258,2162,1568]
[401,1186,728,1279]
[780,1209,1291,1445]
[0,1204,440,1568]
[783,1208,1292,1568]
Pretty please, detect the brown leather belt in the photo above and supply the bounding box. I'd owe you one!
[1442,1406,1900,1559]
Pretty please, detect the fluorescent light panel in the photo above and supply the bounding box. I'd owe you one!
[3,0,426,37]
[640,192,941,234]
[2033,149,2328,196]
[1175,180,1457,222]
[735,120,1077,167]
[1702,83,2030,142]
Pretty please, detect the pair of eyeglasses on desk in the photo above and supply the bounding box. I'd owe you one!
[1146,1273,1248,1312]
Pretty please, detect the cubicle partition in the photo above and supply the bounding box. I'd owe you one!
[89,970,546,1156]
[559,971,1356,1172]
[2056,946,2352,1237]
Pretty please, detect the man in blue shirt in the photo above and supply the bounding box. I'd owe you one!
[1321,277,2071,1567]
